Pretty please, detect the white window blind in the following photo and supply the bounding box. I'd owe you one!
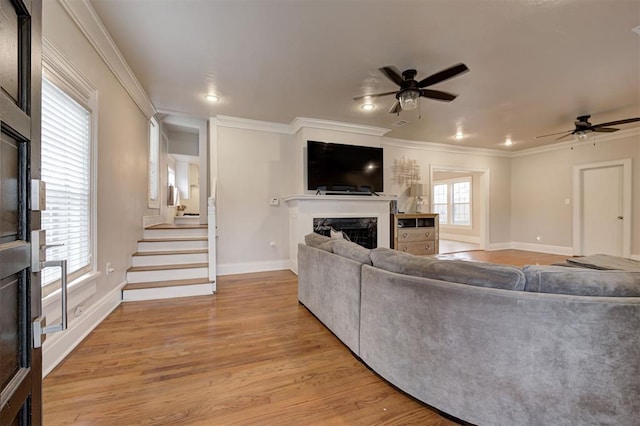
[41,77,92,287]
[148,118,160,207]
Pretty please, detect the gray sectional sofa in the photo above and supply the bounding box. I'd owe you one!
[297,233,640,426]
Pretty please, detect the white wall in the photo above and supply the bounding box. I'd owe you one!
[215,126,294,274]
[42,0,156,374]
[511,131,640,257]
[168,129,199,156]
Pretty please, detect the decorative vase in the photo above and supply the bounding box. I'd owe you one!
[177,211,184,216]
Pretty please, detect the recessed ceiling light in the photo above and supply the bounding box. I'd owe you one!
[361,103,375,111]
[505,137,513,146]
[455,129,464,140]
[205,94,219,102]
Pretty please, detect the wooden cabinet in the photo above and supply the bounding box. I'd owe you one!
[391,213,439,255]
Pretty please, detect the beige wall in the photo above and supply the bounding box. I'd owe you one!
[43,0,155,327]
[511,132,640,256]
[215,126,294,272]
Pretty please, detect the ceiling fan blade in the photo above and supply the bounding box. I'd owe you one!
[379,66,405,87]
[421,89,457,102]
[352,91,398,101]
[591,117,640,128]
[417,63,469,88]
[535,130,572,139]
[555,132,575,141]
[593,127,619,133]
[388,100,401,114]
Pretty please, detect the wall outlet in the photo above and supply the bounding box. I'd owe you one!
[536,236,541,241]
[106,262,114,275]
[269,241,277,247]
[269,197,279,206]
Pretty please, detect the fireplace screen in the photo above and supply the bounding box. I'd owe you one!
[313,217,377,249]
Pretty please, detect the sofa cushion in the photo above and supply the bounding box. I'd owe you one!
[332,240,372,265]
[370,247,526,290]
[304,232,334,252]
[523,265,640,296]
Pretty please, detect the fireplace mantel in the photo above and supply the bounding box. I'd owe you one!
[284,194,397,272]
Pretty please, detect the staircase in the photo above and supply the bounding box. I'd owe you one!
[122,219,215,301]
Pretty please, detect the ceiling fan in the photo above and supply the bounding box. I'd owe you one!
[536,115,640,141]
[354,63,469,114]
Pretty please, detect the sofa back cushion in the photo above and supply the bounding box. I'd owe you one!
[370,247,526,290]
[332,240,372,265]
[524,265,640,296]
[304,232,334,252]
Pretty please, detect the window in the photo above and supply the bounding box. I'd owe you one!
[432,178,472,226]
[41,76,93,291]
[148,117,160,208]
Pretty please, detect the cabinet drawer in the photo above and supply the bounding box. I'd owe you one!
[397,241,436,256]
[397,227,435,242]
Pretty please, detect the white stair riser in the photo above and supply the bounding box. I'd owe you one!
[126,267,208,283]
[122,283,214,302]
[137,240,207,252]
[144,228,207,239]
[132,252,208,267]
[174,217,200,225]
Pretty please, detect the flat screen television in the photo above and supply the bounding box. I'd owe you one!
[307,140,383,193]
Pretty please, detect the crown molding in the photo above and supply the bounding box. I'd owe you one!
[216,115,291,134]
[58,0,156,120]
[42,36,96,103]
[290,117,390,137]
[382,137,512,158]
[512,127,640,158]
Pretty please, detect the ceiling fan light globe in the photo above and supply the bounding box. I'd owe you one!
[576,131,589,140]
[399,90,419,111]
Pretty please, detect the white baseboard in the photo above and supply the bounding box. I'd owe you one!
[439,233,481,244]
[143,214,165,228]
[122,283,214,302]
[630,254,640,261]
[42,281,125,377]
[486,242,513,251]
[217,259,290,276]
[511,242,574,256]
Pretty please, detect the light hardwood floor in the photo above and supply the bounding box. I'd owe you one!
[43,250,568,425]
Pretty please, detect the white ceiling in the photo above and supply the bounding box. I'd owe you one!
[89,0,640,151]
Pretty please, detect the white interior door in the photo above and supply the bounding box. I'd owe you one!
[581,165,624,256]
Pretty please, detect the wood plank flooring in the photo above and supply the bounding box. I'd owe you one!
[43,250,568,425]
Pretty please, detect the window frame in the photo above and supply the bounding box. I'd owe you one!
[432,176,473,228]
[41,38,98,297]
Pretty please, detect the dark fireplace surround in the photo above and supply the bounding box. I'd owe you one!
[313,217,378,249]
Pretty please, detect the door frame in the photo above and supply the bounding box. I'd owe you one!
[572,158,632,257]
[429,165,490,250]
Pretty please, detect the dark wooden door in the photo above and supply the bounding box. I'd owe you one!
[0,0,42,424]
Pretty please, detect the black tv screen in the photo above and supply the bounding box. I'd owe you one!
[307,141,383,193]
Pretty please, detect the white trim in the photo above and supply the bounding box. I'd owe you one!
[382,137,511,158]
[215,115,391,138]
[216,115,291,134]
[512,127,640,158]
[143,215,164,228]
[290,117,390,137]
[439,234,480,245]
[217,259,290,276]
[572,158,632,257]
[43,280,124,377]
[58,0,156,119]
[511,242,574,256]
[486,242,512,251]
[430,165,489,250]
[122,283,214,302]
[42,37,95,104]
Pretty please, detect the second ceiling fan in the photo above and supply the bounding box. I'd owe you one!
[354,63,469,114]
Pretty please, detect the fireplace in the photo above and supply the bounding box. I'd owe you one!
[283,194,396,272]
[313,217,378,249]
